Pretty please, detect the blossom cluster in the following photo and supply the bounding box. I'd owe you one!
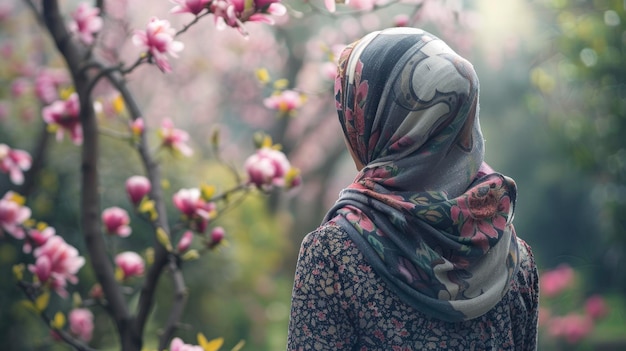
[0,143,32,185]
[68,2,103,45]
[131,0,287,72]
[42,92,83,145]
[263,90,306,117]
[171,187,225,250]
[539,263,609,345]
[2,2,302,347]
[1,190,85,297]
[244,139,301,191]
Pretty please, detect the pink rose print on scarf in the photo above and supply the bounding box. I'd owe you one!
[343,59,369,159]
[450,178,512,253]
[343,205,376,233]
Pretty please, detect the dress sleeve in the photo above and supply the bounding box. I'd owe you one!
[287,228,356,351]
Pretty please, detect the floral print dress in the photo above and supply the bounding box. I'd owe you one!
[287,224,539,351]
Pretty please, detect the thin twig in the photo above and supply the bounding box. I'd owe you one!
[176,11,212,37]
[121,56,148,75]
[98,126,132,140]
[17,281,98,351]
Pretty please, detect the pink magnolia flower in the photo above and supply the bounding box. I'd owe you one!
[171,0,211,15]
[0,143,32,185]
[173,188,204,217]
[23,226,55,254]
[68,308,94,342]
[210,0,286,33]
[159,118,193,157]
[35,69,70,104]
[585,294,608,320]
[69,2,103,45]
[0,191,31,239]
[548,313,593,344]
[540,263,575,298]
[126,175,151,205]
[263,90,304,115]
[42,93,83,145]
[29,235,86,297]
[172,188,216,232]
[115,251,145,279]
[244,147,291,189]
[208,226,225,248]
[249,0,287,24]
[170,337,204,351]
[132,17,184,73]
[102,207,131,237]
[177,230,194,252]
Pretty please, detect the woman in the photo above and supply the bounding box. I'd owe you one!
[287,27,538,350]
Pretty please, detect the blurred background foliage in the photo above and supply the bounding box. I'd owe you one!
[1,0,625,350]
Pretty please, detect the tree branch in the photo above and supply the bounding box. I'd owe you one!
[157,257,188,350]
[102,69,184,346]
[40,1,136,350]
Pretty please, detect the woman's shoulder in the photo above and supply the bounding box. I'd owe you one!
[297,223,361,266]
[300,223,352,252]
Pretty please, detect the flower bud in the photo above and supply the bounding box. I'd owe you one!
[102,207,132,237]
[177,230,193,253]
[69,308,94,342]
[244,147,291,190]
[208,226,225,249]
[126,175,151,205]
[115,251,145,279]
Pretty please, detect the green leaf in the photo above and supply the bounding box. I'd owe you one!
[198,333,223,351]
[181,249,200,261]
[51,311,65,329]
[35,291,50,312]
[231,340,245,351]
[12,264,25,281]
[156,228,173,252]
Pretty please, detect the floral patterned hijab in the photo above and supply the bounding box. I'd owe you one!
[324,27,519,322]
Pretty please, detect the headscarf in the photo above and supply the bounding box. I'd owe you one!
[325,27,519,322]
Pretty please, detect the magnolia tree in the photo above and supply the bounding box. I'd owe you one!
[0,0,480,350]
[2,1,299,350]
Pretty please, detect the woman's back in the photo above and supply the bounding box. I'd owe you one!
[288,224,538,350]
[288,27,538,350]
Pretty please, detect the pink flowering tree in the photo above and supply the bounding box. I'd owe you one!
[0,0,491,350]
[2,1,299,350]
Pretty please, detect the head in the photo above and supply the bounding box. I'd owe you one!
[335,27,483,197]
